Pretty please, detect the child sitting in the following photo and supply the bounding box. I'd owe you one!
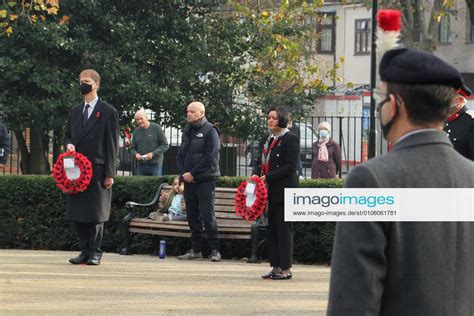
[159,177,186,222]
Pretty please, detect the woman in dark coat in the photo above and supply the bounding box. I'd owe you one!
[311,122,341,179]
[252,107,299,280]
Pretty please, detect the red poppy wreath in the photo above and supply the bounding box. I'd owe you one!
[52,151,93,194]
[234,175,268,222]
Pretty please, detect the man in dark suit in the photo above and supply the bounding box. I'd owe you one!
[64,69,119,266]
[327,48,474,315]
[444,86,474,160]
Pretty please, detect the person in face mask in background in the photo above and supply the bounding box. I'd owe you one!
[311,122,341,179]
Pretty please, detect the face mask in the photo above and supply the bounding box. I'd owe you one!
[80,83,93,95]
[319,130,329,139]
[379,98,398,139]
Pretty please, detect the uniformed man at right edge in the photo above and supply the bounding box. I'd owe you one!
[444,86,474,160]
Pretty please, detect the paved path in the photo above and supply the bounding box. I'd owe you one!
[0,249,330,315]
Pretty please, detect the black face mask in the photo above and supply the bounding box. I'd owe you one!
[80,83,93,95]
[379,97,398,139]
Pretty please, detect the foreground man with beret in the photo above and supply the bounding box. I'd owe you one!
[327,48,474,315]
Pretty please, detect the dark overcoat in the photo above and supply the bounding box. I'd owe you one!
[311,138,341,179]
[327,130,474,316]
[63,99,119,223]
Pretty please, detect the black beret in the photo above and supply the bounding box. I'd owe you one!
[379,48,464,89]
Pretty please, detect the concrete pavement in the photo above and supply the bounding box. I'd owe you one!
[0,249,330,315]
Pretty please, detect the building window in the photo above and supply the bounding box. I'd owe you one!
[438,13,451,44]
[317,13,336,54]
[470,21,474,42]
[355,19,371,55]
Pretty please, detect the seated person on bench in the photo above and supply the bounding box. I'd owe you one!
[149,177,186,222]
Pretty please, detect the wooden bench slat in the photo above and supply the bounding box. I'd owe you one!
[214,205,236,212]
[129,228,191,238]
[161,186,236,197]
[129,228,251,240]
[220,234,251,239]
[130,226,252,235]
[215,215,243,221]
[129,222,252,233]
[130,218,251,229]
[215,210,237,215]
[130,223,190,231]
[214,198,236,206]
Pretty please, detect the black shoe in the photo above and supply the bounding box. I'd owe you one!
[86,253,102,265]
[177,249,203,260]
[210,250,221,262]
[271,272,292,280]
[261,271,275,279]
[69,252,89,264]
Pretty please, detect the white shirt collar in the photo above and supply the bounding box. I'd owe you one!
[84,96,99,111]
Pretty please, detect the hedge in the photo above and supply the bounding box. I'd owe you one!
[0,175,343,264]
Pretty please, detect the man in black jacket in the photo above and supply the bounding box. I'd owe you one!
[176,101,221,262]
[0,119,10,168]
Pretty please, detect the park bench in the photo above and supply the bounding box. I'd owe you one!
[119,183,266,263]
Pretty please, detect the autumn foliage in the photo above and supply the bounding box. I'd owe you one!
[0,0,64,36]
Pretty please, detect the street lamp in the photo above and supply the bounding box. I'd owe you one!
[368,0,378,159]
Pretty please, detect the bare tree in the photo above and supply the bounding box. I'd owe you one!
[380,0,470,51]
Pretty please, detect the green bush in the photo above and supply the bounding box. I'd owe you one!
[0,175,343,263]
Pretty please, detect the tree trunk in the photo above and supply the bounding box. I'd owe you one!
[52,128,64,165]
[42,131,51,172]
[29,127,49,175]
[14,130,30,174]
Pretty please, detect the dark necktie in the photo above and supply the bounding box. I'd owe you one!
[82,104,90,127]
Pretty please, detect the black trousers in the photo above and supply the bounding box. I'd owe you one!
[75,222,104,256]
[184,180,220,252]
[267,202,293,270]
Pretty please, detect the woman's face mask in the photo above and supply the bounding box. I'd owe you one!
[319,130,329,139]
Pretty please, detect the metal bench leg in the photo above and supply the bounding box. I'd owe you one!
[247,223,259,263]
[151,236,161,256]
[119,214,133,255]
[120,232,133,255]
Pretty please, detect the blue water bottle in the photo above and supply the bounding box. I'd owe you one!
[159,239,166,259]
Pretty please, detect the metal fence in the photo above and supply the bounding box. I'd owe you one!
[2,115,389,177]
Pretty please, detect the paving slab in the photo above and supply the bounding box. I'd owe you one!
[0,249,330,315]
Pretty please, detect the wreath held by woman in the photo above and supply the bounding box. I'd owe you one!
[234,175,268,222]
